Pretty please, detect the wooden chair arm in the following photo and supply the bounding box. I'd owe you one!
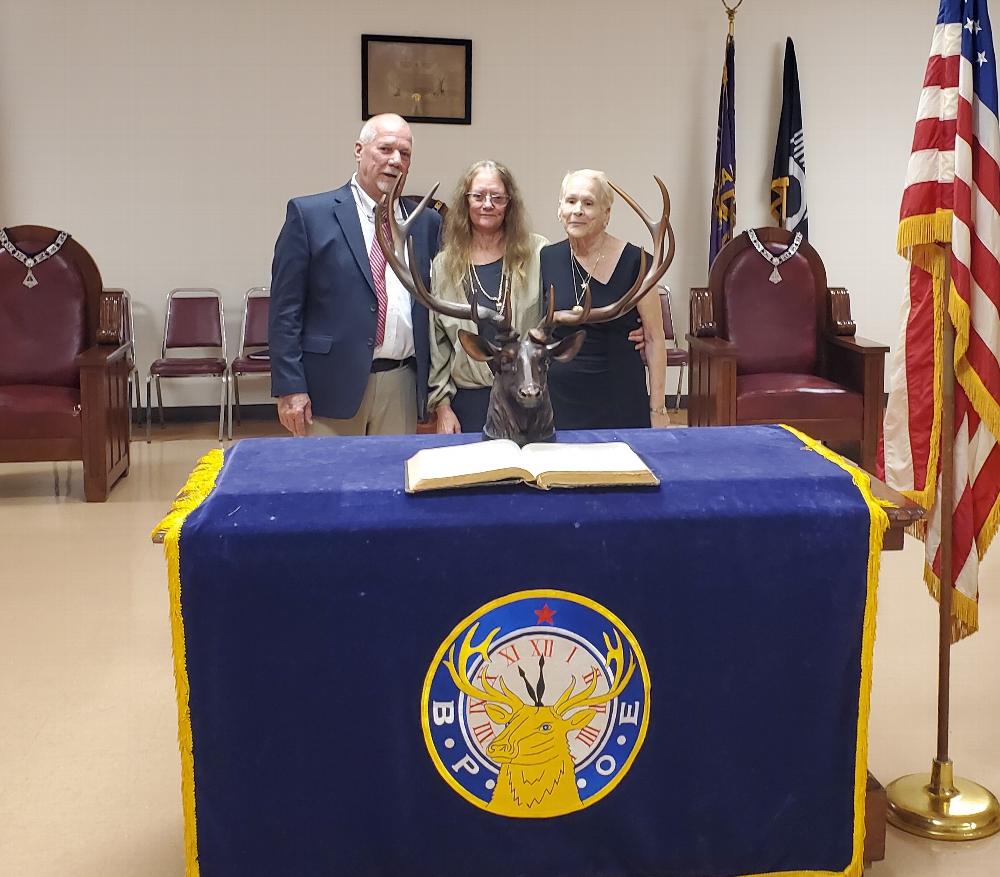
[826,334,890,354]
[76,343,130,368]
[686,335,737,426]
[686,335,737,359]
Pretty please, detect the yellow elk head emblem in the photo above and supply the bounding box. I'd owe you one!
[443,623,635,817]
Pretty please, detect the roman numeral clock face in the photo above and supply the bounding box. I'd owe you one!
[466,632,614,761]
[421,590,651,818]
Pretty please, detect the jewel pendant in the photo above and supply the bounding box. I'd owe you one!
[23,268,38,288]
[572,304,583,314]
[769,266,782,284]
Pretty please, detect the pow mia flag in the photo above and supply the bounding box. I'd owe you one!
[770,37,808,236]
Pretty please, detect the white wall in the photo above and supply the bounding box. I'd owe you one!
[0,0,937,406]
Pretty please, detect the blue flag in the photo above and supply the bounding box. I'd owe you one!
[710,33,737,266]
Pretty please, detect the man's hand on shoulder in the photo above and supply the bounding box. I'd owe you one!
[278,393,313,437]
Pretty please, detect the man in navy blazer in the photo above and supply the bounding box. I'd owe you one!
[269,113,441,436]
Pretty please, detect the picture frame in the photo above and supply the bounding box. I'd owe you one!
[361,34,472,125]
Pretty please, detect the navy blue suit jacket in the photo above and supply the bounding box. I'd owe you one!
[269,182,441,420]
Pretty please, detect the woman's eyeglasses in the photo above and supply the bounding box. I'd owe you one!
[466,192,510,207]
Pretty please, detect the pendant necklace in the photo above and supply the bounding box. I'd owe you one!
[747,229,803,284]
[468,258,510,317]
[569,239,605,312]
[0,229,71,288]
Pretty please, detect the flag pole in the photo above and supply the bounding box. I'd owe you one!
[886,245,1000,840]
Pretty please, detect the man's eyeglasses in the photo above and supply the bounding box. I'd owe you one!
[466,192,510,207]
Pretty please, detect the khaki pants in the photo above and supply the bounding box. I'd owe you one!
[310,365,417,436]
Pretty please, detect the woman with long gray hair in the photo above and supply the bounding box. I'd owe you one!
[428,160,547,434]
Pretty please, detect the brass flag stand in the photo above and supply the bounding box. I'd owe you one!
[886,246,1000,840]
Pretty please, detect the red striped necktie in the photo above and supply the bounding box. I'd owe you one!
[368,211,391,346]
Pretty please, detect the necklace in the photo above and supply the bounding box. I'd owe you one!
[0,229,71,288]
[468,258,510,316]
[569,238,605,312]
[747,228,803,284]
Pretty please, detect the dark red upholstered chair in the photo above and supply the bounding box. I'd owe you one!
[0,226,130,501]
[228,286,270,439]
[659,287,688,411]
[686,228,888,473]
[145,288,228,442]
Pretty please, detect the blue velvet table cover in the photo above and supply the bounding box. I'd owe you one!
[169,424,878,877]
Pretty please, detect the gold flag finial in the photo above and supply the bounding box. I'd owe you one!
[722,0,744,36]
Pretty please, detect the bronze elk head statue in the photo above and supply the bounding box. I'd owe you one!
[376,175,675,445]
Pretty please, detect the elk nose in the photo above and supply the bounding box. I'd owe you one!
[517,384,541,399]
[488,740,513,758]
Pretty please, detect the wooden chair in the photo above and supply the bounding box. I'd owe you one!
[0,226,130,501]
[687,228,888,472]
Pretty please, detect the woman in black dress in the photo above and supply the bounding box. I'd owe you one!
[540,169,669,431]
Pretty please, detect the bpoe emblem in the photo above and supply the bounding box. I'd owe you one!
[421,589,650,818]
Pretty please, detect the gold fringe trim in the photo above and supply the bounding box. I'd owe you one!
[753,427,889,877]
[978,494,1000,561]
[153,449,225,877]
[956,356,1000,450]
[897,212,953,263]
[922,565,980,642]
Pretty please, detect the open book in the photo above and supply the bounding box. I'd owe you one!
[404,440,659,493]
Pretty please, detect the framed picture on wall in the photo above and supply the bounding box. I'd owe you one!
[361,34,472,125]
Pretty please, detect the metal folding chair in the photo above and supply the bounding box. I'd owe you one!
[145,288,228,442]
[228,286,270,439]
[659,287,688,411]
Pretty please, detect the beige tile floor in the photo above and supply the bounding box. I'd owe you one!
[1,421,998,876]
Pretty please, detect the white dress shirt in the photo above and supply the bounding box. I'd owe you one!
[350,175,415,361]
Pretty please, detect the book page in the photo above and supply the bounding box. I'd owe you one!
[519,441,659,489]
[405,439,529,492]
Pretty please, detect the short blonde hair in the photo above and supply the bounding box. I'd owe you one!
[559,169,614,210]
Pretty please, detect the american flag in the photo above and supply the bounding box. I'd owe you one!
[881,0,1000,639]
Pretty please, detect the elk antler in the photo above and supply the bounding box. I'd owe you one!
[375,176,511,333]
[535,176,675,337]
[442,623,524,712]
[552,630,637,716]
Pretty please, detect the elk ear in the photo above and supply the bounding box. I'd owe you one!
[547,330,586,363]
[485,703,513,725]
[458,328,500,363]
[567,708,596,729]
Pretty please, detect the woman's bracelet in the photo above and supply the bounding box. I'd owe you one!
[650,404,668,416]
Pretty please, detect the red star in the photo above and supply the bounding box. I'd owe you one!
[534,603,556,625]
